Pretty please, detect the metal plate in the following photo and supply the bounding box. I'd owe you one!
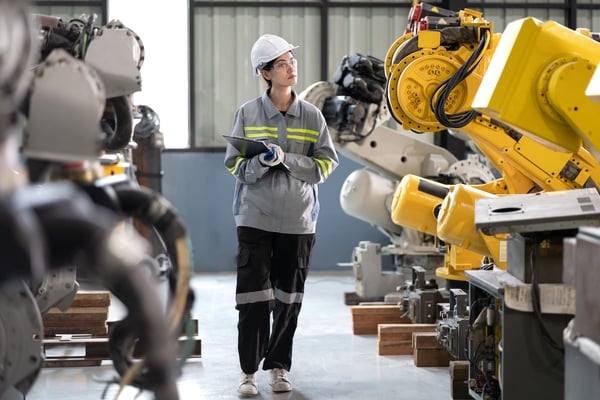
[474,188,600,235]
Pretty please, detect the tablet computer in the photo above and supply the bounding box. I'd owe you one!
[223,135,290,172]
[223,135,269,157]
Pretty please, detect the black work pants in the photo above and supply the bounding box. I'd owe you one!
[235,226,315,374]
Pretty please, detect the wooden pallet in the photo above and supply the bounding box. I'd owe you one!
[42,290,111,338]
[350,304,412,335]
[41,290,202,367]
[413,332,454,367]
[449,360,471,399]
[43,335,202,367]
[377,323,437,355]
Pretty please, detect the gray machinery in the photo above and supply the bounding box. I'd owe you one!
[299,54,495,300]
[0,4,192,400]
[464,188,600,400]
[26,16,144,164]
[437,288,470,360]
[563,227,600,400]
[560,60,600,400]
[397,265,447,324]
[26,13,146,291]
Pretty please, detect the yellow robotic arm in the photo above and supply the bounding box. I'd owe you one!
[391,173,508,279]
[473,17,600,158]
[385,8,600,195]
[384,4,600,278]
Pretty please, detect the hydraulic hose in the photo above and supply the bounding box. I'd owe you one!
[112,184,194,332]
[16,181,180,399]
[79,176,194,326]
[78,177,194,394]
[102,96,134,151]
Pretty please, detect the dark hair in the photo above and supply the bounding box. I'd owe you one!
[261,59,276,72]
[259,59,276,87]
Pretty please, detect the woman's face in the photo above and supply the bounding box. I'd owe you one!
[262,51,297,88]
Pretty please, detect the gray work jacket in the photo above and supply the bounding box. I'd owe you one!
[224,89,339,234]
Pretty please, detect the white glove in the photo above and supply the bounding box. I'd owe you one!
[259,143,284,167]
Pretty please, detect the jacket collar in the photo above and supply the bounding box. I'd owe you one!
[261,89,300,118]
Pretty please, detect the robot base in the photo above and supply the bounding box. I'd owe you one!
[345,241,443,305]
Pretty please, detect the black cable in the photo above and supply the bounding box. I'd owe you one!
[430,29,490,129]
[529,235,564,352]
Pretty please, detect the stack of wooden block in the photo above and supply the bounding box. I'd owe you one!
[42,290,111,338]
[41,290,203,367]
[449,360,471,399]
[350,304,411,335]
[412,331,454,367]
[376,323,438,355]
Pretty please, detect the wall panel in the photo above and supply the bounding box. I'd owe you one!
[193,6,321,147]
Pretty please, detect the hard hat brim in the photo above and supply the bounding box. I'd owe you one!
[254,46,299,76]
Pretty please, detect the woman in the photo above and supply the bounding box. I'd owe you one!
[224,33,339,396]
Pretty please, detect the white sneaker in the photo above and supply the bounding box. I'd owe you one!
[270,368,292,392]
[238,372,258,396]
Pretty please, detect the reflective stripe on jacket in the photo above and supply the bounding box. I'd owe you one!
[224,89,339,234]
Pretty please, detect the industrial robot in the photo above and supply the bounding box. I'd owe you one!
[386,3,600,250]
[0,3,192,399]
[382,3,600,399]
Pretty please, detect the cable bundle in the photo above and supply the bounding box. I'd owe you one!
[431,29,490,129]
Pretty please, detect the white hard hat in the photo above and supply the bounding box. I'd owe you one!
[250,34,299,76]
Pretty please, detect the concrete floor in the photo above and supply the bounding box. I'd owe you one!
[25,271,451,400]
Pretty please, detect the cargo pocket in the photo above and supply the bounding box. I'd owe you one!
[237,245,250,269]
[297,234,316,270]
